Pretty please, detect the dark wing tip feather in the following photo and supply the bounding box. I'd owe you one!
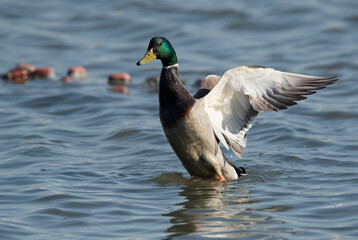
[309,76,338,85]
[252,75,338,112]
[300,76,338,90]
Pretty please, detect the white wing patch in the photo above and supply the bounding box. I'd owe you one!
[203,65,337,158]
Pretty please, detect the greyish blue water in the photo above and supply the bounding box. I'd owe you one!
[0,0,357,239]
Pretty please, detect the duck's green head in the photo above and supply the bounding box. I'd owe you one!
[136,36,177,67]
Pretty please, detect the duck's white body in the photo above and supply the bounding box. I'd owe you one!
[137,36,337,181]
[159,65,244,180]
[158,64,336,181]
[163,97,239,180]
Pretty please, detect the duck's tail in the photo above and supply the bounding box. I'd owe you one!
[224,155,247,177]
[233,165,247,176]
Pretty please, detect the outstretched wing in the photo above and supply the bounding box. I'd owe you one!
[203,65,337,158]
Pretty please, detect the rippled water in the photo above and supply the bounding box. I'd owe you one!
[1,0,357,239]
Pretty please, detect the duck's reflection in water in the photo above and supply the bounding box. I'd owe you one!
[156,173,273,239]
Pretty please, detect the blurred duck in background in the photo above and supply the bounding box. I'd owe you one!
[108,72,131,93]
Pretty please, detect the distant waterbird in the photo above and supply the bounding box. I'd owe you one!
[67,66,88,79]
[108,72,131,94]
[32,67,56,79]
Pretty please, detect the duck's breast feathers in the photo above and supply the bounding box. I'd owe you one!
[203,65,338,157]
[159,65,196,129]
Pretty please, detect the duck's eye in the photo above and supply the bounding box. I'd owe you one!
[158,41,163,46]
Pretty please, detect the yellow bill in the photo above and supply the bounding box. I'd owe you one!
[136,48,156,66]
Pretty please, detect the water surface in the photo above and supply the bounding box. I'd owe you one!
[0,0,357,239]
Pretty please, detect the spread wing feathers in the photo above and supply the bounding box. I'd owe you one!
[204,65,337,158]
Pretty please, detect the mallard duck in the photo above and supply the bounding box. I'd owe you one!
[136,36,337,181]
